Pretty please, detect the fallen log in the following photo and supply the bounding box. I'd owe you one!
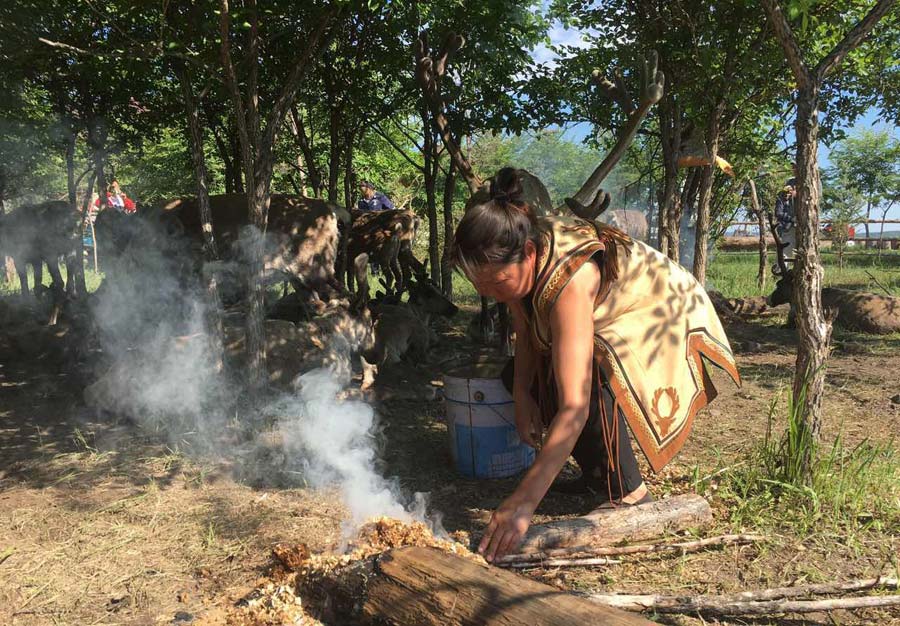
[517,494,712,553]
[303,546,653,625]
[587,577,900,615]
[497,533,763,567]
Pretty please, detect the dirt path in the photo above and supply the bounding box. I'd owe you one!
[1,309,898,625]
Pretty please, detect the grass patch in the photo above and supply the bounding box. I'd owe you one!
[709,249,900,298]
[0,264,104,295]
[699,386,900,540]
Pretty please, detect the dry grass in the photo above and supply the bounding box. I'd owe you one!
[2,271,900,625]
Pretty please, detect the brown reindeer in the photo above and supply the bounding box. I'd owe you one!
[767,219,900,334]
[97,193,349,298]
[348,208,418,300]
[414,33,664,352]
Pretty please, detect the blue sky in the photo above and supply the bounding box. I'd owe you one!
[533,21,900,220]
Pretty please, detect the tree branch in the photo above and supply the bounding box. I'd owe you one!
[760,0,812,88]
[218,0,254,189]
[814,0,897,82]
[258,5,341,176]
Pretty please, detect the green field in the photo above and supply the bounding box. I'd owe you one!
[708,249,900,298]
[3,248,898,303]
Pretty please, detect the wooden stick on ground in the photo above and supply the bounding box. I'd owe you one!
[587,577,900,615]
[497,533,763,567]
[518,494,712,553]
[505,557,620,569]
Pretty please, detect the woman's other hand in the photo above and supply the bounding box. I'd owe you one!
[513,389,543,448]
[478,496,535,562]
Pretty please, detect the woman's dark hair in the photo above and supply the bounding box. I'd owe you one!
[453,167,540,277]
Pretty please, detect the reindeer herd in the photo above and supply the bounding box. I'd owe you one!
[1,34,898,390]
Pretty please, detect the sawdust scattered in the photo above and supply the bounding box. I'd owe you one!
[198,517,483,625]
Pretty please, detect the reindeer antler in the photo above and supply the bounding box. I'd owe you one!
[563,51,665,218]
[414,32,482,195]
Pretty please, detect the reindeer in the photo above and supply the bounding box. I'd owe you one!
[414,33,664,353]
[97,193,350,304]
[767,216,900,334]
[0,200,80,300]
[348,208,418,302]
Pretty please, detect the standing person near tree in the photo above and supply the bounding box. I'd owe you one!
[357,180,395,212]
[455,168,740,562]
[774,163,798,262]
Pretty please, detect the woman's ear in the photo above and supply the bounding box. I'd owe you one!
[523,239,537,260]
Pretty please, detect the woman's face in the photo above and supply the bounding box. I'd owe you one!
[468,241,537,304]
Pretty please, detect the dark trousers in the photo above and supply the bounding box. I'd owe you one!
[501,357,644,500]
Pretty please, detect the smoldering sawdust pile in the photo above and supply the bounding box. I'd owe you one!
[197,517,482,625]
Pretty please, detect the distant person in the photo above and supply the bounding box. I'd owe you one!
[95,180,136,215]
[774,163,797,263]
[357,181,394,212]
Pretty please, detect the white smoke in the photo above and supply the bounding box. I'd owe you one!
[88,214,436,535]
[270,366,412,529]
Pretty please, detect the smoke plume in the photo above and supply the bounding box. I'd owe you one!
[88,213,431,534]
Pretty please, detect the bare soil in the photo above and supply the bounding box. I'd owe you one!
[1,303,898,625]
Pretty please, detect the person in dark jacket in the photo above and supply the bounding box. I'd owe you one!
[774,164,797,262]
[357,181,395,212]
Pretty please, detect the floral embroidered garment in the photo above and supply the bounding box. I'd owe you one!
[528,216,740,472]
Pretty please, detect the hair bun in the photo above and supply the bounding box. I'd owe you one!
[489,167,524,206]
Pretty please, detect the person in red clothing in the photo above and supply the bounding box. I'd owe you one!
[94,180,136,214]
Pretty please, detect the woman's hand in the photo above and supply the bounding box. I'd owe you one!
[478,495,535,562]
[513,388,543,448]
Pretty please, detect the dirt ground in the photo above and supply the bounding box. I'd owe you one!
[1,302,898,625]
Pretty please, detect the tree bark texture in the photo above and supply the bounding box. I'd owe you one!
[178,63,225,370]
[518,494,712,553]
[791,90,832,446]
[748,179,767,290]
[657,96,682,259]
[305,546,652,626]
[342,131,354,288]
[692,103,724,283]
[422,109,440,286]
[441,159,457,298]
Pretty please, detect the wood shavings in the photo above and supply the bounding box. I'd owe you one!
[200,517,482,625]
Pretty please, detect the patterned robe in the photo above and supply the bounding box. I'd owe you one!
[527,216,740,472]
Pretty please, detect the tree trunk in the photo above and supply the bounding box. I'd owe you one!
[342,131,354,288]
[1,198,14,285]
[748,179,767,290]
[64,129,89,297]
[289,105,323,198]
[421,110,440,286]
[327,99,342,204]
[303,546,651,626]
[792,87,832,456]
[657,97,682,259]
[692,105,723,283]
[441,159,457,299]
[229,124,244,193]
[179,64,225,371]
[864,199,871,241]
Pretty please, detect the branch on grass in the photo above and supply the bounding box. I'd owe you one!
[587,577,900,615]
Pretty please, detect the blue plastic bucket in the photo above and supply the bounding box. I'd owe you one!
[443,360,536,479]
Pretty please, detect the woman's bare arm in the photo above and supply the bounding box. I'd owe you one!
[479,261,601,561]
